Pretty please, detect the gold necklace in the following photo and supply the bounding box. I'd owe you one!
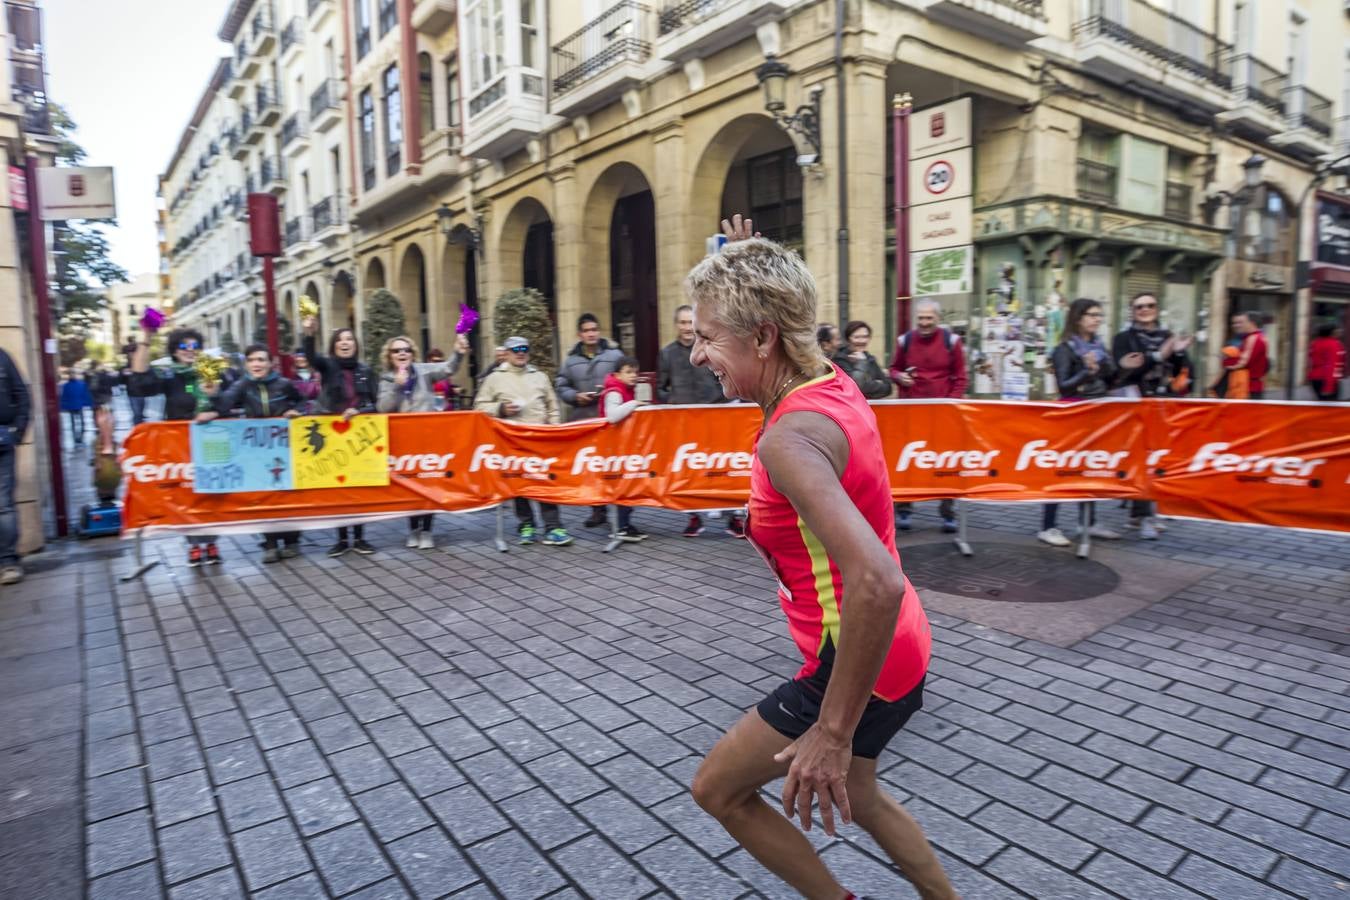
[765,369,806,414]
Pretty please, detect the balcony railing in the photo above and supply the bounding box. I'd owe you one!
[250,4,274,45]
[1229,54,1286,112]
[1076,158,1117,206]
[659,0,729,35]
[281,111,309,148]
[284,215,312,246]
[280,16,303,55]
[307,0,326,14]
[309,78,341,120]
[311,196,345,233]
[378,0,397,35]
[1282,84,1333,137]
[1074,0,1230,89]
[255,82,280,117]
[553,1,652,95]
[259,155,286,188]
[356,26,371,58]
[1164,181,1192,221]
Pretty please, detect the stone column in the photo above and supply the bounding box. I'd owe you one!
[652,118,687,348]
[843,58,889,357]
[550,164,582,340]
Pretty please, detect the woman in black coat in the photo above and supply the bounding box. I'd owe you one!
[831,320,893,399]
[301,316,378,557]
[1038,298,1143,548]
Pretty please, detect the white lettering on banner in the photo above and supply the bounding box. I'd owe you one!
[895,441,999,472]
[671,442,753,473]
[390,452,456,476]
[1186,442,1326,477]
[1014,440,1129,472]
[123,454,195,483]
[1147,449,1170,468]
[468,444,558,474]
[572,446,658,475]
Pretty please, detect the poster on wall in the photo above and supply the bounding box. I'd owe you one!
[912,246,972,296]
[907,97,973,334]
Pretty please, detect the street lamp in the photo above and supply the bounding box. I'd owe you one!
[438,202,483,253]
[754,54,822,165]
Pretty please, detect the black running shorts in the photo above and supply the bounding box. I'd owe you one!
[757,672,925,759]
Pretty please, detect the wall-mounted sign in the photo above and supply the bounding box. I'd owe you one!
[36,165,116,220]
[910,197,973,253]
[908,98,973,303]
[1315,193,1350,268]
[909,146,972,203]
[8,166,27,212]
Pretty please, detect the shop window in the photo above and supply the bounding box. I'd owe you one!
[740,149,803,253]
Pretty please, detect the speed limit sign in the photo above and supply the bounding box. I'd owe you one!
[923,159,955,196]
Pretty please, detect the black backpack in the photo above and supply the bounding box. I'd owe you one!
[899,328,956,354]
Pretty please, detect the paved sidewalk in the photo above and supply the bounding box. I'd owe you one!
[1,500,1347,899]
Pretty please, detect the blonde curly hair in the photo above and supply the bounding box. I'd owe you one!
[380,335,418,372]
[683,238,825,375]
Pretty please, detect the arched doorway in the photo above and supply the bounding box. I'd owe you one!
[365,257,386,291]
[690,114,803,258]
[584,162,658,369]
[399,244,429,355]
[332,271,355,333]
[500,197,555,316]
[442,226,481,386]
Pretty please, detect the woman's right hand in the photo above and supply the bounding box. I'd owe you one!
[394,365,410,387]
[1082,353,1099,373]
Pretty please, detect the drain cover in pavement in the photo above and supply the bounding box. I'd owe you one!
[898,542,1120,603]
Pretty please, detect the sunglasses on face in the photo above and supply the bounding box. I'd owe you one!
[391,346,413,354]
[178,341,201,350]
[509,346,529,354]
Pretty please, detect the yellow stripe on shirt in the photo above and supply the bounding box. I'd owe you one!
[797,517,840,654]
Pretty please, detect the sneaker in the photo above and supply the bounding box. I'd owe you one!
[615,525,647,543]
[1152,517,1168,532]
[707,510,724,519]
[941,517,958,534]
[406,530,420,549]
[262,547,281,564]
[279,545,300,559]
[417,531,434,550]
[327,541,349,557]
[1139,519,1159,540]
[518,524,537,545]
[582,512,608,529]
[0,565,21,585]
[205,544,222,565]
[1037,528,1071,547]
[542,528,573,546]
[683,514,705,537]
[726,515,746,538]
[897,512,912,532]
[1086,524,1121,540]
[188,546,204,567]
[352,540,376,555]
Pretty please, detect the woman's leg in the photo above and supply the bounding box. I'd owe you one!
[691,711,846,899]
[1042,503,1058,531]
[617,506,631,529]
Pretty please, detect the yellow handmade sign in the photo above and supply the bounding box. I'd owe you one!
[289,415,391,490]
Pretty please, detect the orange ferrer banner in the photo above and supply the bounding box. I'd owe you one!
[119,400,1350,537]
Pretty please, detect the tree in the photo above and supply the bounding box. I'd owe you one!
[494,288,554,374]
[253,316,293,349]
[219,332,239,355]
[362,289,406,367]
[49,105,127,340]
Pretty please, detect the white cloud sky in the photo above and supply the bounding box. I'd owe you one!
[43,0,234,278]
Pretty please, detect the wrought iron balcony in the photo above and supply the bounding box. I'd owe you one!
[280,17,304,57]
[1076,158,1117,206]
[1074,0,1230,92]
[356,25,371,58]
[311,196,345,234]
[553,1,653,97]
[281,111,309,153]
[1229,54,1286,113]
[284,215,312,247]
[250,4,275,52]
[259,156,286,194]
[1282,84,1333,138]
[655,0,789,61]
[309,78,344,132]
[255,82,282,126]
[1164,181,1192,221]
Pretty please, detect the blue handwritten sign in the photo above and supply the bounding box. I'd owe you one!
[190,420,293,494]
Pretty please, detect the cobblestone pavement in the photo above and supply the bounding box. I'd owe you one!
[1,493,1347,899]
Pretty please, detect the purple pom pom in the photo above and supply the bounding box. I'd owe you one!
[455,304,479,334]
[140,307,166,333]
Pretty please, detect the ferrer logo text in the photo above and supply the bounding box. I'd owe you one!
[672,442,753,476]
[469,444,557,478]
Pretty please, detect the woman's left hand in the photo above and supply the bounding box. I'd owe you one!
[342,408,359,421]
[774,723,852,836]
[1120,352,1145,370]
[455,334,470,354]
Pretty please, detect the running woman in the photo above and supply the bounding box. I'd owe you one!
[687,217,954,900]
